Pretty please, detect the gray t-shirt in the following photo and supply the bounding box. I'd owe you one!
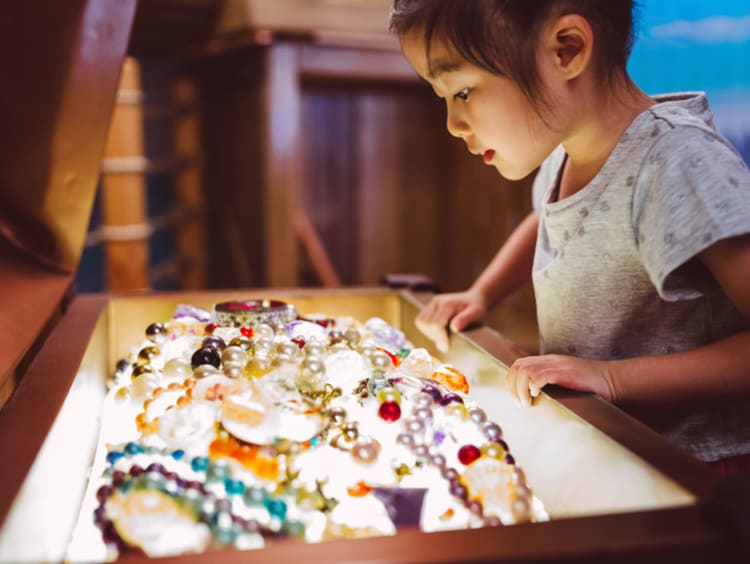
[532,92,750,462]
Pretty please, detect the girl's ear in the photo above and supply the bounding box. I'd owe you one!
[545,14,594,80]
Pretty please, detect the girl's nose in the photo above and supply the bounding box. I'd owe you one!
[446,105,470,138]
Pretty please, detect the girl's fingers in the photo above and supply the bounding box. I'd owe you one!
[506,358,547,407]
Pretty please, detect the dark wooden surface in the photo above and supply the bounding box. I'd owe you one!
[0,0,137,403]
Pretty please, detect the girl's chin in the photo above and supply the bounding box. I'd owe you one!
[494,163,531,181]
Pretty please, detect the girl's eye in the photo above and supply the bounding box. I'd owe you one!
[453,88,470,102]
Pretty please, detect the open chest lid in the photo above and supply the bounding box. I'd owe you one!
[0,0,137,405]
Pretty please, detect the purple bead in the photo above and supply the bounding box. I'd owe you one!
[484,515,502,527]
[442,467,458,481]
[191,347,221,369]
[102,521,120,545]
[94,506,106,526]
[441,393,464,406]
[420,385,442,403]
[450,481,468,501]
[145,462,166,475]
[96,485,113,503]
[186,480,204,491]
[505,454,516,465]
[174,304,212,322]
[129,464,144,477]
[112,470,126,487]
[202,335,226,351]
[433,430,446,446]
[493,438,509,451]
[244,518,261,533]
[467,500,484,516]
[215,498,233,513]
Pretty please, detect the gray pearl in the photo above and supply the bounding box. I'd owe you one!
[414,445,430,460]
[371,350,391,371]
[482,421,503,440]
[303,357,325,376]
[194,365,221,379]
[396,432,415,449]
[222,345,247,365]
[344,328,361,345]
[276,341,299,357]
[254,337,274,355]
[469,407,487,424]
[223,362,244,379]
[304,342,326,357]
[329,342,351,353]
[412,392,433,409]
[412,407,433,422]
[430,454,447,470]
[255,324,274,340]
[405,416,425,434]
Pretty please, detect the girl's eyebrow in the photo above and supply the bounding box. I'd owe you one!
[427,59,463,79]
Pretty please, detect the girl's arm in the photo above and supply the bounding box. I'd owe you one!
[416,211,538,351]
[506,233,750,407]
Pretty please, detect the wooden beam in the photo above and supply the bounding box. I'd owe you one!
[261,43,302,287]
[172,77,207,289]
[100,57,150,291]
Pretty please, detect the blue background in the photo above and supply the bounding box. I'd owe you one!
[629,1,750,163]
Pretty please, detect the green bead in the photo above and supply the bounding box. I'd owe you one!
[191,456,210,472]
[264,498,287,521]
[206,461,231,483]
[284,520,306,537]
[243,487,266,506]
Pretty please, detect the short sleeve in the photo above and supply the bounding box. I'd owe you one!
[633,126,750,301]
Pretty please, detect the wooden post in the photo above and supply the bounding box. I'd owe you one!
[100,57,150,291]
[171,77,207,289]
[262,43,301,287]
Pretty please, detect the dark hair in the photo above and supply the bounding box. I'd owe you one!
[390,0,639,113]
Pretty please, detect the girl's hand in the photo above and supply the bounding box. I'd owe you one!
[505,354,617,406]
[415,290,489,352]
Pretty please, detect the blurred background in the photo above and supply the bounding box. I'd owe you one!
[74,0,750,351]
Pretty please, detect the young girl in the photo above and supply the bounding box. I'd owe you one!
[390,0,750,473]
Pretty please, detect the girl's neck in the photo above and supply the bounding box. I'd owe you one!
[558,77,654,200]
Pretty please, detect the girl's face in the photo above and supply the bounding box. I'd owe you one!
[401,31,566,181]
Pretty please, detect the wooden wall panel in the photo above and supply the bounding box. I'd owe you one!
[300,88,357,284]
[395,90,446,281]
[354,93,403,284]
[196,47,267,288]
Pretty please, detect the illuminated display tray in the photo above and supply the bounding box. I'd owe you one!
[0,287,724,563]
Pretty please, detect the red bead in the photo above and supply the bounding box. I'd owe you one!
[240,326,254,338]
[378,401,401,422]
[291,336,306,349]
[458,444,481,465]
[205,322,218,335]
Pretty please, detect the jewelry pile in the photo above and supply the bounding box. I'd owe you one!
[91,300,543,559]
